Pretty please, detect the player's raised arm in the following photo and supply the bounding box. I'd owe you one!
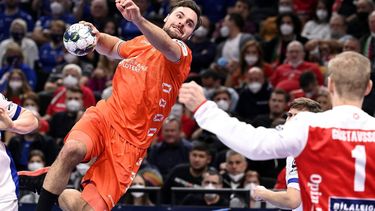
[115,0,200,62]
[179,82,308,160]
[79,21,123,60]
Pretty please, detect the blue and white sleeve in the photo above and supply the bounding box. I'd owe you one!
[285,156,300,190]
[0,93,22,121]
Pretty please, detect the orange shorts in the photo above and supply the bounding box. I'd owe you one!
[65,102,147,210]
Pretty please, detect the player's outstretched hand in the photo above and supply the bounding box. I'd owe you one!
[179,81,207,112]
[79,21,100,38]
[0,108,13,131]
[115,0,142,23]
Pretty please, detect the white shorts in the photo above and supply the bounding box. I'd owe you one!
[0,199,18,211]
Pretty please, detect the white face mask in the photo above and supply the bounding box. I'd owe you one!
[316,9,328,21]
[131,184,145,198]
[204,183,218,199]
[28,162,44,171]
[50,1,64,15]
[244,182,257,190]
[25,105,38,112]
[220,26,230,37]
[66,99,81,112]
[280,24,293,35]
[305,91,314,98]
[9,80,22,90]
[76,163,90,175]
[170,103,183,118]
[194,26,208,38]
[279,5,293,14]
[63,75,78,87]
[228,173,244,182]
[247,82,262,93]
[244,55,258,66]
[216,100,230,111]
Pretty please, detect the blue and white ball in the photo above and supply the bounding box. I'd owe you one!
[63,23,97,56]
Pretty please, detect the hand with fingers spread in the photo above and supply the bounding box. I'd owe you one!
[178,81,207,112]
[115,0,142,23]
[0,108,14,131]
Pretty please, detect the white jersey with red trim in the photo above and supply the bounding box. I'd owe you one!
[194,101,375,210]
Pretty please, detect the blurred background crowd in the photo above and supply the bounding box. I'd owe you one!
[2,0,375,208]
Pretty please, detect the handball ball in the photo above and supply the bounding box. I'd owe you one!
[63,23,97,56]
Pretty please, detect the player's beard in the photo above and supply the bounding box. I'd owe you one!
[163,26,183,40]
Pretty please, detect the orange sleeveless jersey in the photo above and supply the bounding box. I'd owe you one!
[103,35,191,149]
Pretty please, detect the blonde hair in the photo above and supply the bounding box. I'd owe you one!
[328,51,371,100]
[10,19,27,33]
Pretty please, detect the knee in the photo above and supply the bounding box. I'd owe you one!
[59,141,86,163]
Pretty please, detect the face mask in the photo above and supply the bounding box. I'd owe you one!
[357,12,369,20]
[279,5,293,14]
[204,183,218,199]
[330,30,342,39]
[316,9,328,21]
[6,56,21,66]
[131,184,145,198]
[9,80,22,90]
[66,99,81,112]
[228,173,244,182]
[194,26,208,38]
[244,55,258,66]
[28,162,44,171]
[244,182,257,190]
[64,53,78,63]
[280,24,293,35]
[305,91,314,98]
[25,105,38,112]
[50,33,62,43]
[216,100,230,111]
[220,26,230,37]
[247,82,262,93]
[170,103,183,118]
[11,32,25,42]
[76,163,90,175]
[63,75,78,87]
[50,1,64,15]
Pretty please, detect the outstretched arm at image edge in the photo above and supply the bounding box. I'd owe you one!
[10,109,39,134]
[194,101,307,160]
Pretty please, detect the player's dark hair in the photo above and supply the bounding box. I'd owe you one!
[290,97,322,113]
[169,0,202,30]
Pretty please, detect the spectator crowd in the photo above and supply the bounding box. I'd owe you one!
[2,0,375,208]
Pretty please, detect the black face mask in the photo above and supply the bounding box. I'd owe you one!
[6,56,21,66]
[357,12,369,20]
[11,32,25,42]
[50,33,63,43]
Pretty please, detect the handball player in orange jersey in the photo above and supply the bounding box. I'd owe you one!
[33,0,201,210]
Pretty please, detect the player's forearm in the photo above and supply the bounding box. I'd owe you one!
[95,33,122,59]
[133,17,180,61]
[9,110,39,134]
[194,101,300,159]
[256,188,301,209]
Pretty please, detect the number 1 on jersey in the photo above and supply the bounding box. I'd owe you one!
[351,145,366,192]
